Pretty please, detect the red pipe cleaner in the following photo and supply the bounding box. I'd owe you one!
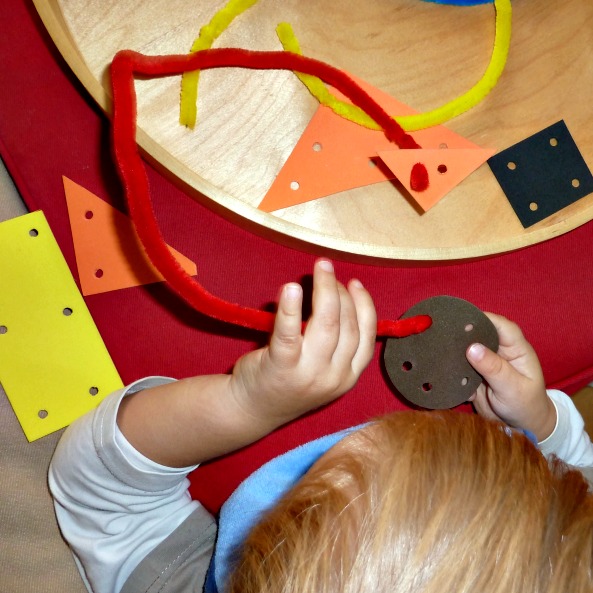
[110,47,431,337]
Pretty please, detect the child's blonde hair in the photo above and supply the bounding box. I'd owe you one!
[228,411,593,593]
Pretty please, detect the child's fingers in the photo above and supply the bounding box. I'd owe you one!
[484,312,526,350]
[348,279,377,375]
[268,282,303,366]
[470,386,504,423]
[466,342,520,400]
[303,260,342,362]
[483,312,541,378]
[329,282,361,368]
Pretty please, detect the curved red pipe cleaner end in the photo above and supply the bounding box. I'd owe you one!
[410,162,430,192]
[110,48,430,339]
[378,315,432,338]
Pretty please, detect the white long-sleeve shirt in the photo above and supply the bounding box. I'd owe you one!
[49,380,593,593]
[49,377,200,593]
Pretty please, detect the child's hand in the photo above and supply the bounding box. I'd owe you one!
[466,313,556,442]
[229,259,377,431]
[117,259,376,467]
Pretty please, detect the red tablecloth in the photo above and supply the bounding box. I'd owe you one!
[2,0,593,511]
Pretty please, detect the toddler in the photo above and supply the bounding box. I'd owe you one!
[49,259,593,593]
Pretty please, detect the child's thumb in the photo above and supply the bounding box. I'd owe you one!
[466,343,516,397]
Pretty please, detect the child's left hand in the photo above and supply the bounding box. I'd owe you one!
[466,312,556,442]
[229,259,377,432]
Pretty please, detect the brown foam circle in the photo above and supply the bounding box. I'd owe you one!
[383,296,499,409]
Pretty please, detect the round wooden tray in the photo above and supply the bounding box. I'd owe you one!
[34,0,593,260]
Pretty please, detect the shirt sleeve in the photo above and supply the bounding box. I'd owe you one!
[539,389,593,485]
[48,377,205,593]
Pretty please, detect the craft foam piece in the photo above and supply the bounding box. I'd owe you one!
[63,176,197,295]
[487,121,593,228]
[0,211,123,441]
[257,76,483,212]
[377,148,495,211]
[383,296,498,410]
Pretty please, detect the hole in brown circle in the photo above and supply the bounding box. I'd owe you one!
[402,361,413,372]
[461,377,469,386]
[422,382,432,392]
[465,323,474,332]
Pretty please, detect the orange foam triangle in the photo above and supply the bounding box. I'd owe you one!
[63,176,197,296]
[258,75,481,213]
[377,148,496,211]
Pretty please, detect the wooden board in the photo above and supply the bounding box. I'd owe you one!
[33,0,593,260]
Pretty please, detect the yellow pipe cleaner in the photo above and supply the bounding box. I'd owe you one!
[277,0,511,132]
[180,0,511,132]
[179,0,260,128]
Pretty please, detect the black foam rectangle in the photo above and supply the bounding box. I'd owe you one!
[488,121,593,228]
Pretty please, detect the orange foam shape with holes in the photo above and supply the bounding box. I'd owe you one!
[258,75,484,213]
[377,148,496,211]
[63,176,197,296]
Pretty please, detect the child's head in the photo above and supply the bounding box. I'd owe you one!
[229,411,593,593]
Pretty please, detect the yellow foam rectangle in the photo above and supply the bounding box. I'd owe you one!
[0,211,123,441]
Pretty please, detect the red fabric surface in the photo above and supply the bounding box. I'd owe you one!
[2,1,593,512]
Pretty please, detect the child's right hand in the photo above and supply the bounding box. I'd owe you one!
[466,313,556,442]
[117,258,376,467]
[229,259,377,433]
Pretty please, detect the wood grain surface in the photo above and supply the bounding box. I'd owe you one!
[33,0,593,260]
